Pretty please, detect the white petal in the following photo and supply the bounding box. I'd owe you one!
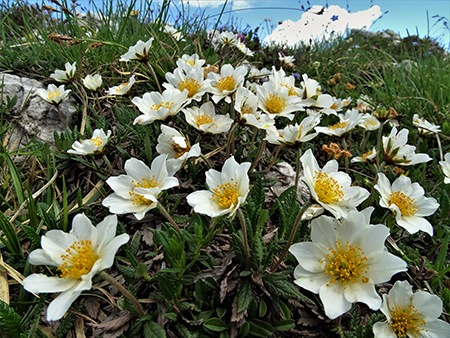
[293,264,330,294]
[47,289,82,321]
[289,242,326,273]
[70,214,97,245]
[186,190,228,217]
[372,322,397,338]
[310,216,338,249]
[411,291,443,321]
[344,279,381,310]
[96,234,130,271]
[28,249,57,266]
[365,251,407,284]
[420,319,450,338]
[125,158,151,180]
[319,282,351,319]
[23,274,78,293]
[95,215,118,252]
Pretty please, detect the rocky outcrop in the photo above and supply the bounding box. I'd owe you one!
[1,72,76,148]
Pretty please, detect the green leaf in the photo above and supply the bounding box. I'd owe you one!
[237,280,252,313]
[262,273,300,299]
[0,211,23,257]
[144,321,166,338]
[259,299,267,317]
[251,234,265,268]
[273,319,295,331]
[276,299,291,319]
[0,299,24,336]
[175,324,193,338]
[435,231,449,272]
[239,321,250,338]
[248,319,274,338]
[19,223,41,247]
[203,318,228,332]
[440,189,450,219]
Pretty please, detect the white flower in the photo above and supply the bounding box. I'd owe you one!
[256,82,303,120]
[132,87,188,125]
[268,66,302,97]
[164,65,211,103]
[208,64,247,103]
[119,38,154,62]
[440,152,450,184]
[183,101,233,134]
[156,125,201,175]
[373,280,450,338]
[289,210,407,319]
[50,62,76,83]
[220,31,238,45]
[412,114,441,135]
[235,87,275,130]
[235,42,254,56]
[36,84,71,105]
[315,109,362,137]
[176,54,205,71]
[107,75,136,96]
[102,155,179,220]
[67,129,112,155]
[23,214,129,321]
[358,113,381,131]
[186,157,251,218]
[351,147,377,164]
[383,126,432,166]
[163,24,184,41]
[83,74,103,91]
[374,173,439,235]
[329,96,352,113]
[278,52,295,67]
[300,74,334,114]
[300,148,370,219]
[265,115,320,146]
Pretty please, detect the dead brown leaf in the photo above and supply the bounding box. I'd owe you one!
[84,297,101,319]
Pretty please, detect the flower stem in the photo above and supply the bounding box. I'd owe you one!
[376,121,385,168]
[265,145,282,172]
[237,208,251,267]
[55,105,68,129]
[249,131,267,172]
[146,61,162,93]
[364,161,385,208]
[436,132,443,162]
[157,202,181,235]
[226,122,239,158]
[270,199,312,273]
[103,155,115,176]
[342,137,349,174]
[99,271,145,317]
[294,148,303,189]
[244,127,259,161]
[199,154,212,170]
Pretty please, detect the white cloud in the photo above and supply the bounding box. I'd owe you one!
[177,0,252,10]
[264,5,382,47]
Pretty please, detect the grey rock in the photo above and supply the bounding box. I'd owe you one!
[1,72,76,148]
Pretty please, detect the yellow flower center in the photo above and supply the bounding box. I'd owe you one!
[116,82,128,93]
[241,104,253,115]
[196,114,213,127]
[151,101,174,111]
[389,191,419,216]
[329,121,349,130]
[314,172,344,203]
[281,84,299,96]
[215,75,236,92]
[48,90,60,99]
[324,241,369,286]
[362,150,374,161]
[186,60,195,66]
[128,177,158,205]
[330,102,338,110]
[389,304,426,337]
[172,140,191,159]
[265,94,287,114]
[91,136,103,147]
[297,125,304,139]
[212,180,239,209]
[57,240,98,279]
[364,120,379,128]
[178,78,201,98]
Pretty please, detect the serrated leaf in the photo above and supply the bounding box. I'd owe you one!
[144,321,166,338]
[251,234,265,268]
[203,318,228,332]
[262,273,300,299]
[237,280,252,313]
[176,324,193,338]
[0,299,24,335]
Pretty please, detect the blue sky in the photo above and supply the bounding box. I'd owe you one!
[31,0,450,47]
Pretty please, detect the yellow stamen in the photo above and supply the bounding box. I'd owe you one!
[314,172,344,203]
[389,191,419,216]
[215,75,235,92]
[329,121,349,130]
[362,150,374,161]
[57,240,98,279]
[324,241,369,286]
[212,179,239,209]
[281,84,299,96]
[116,82,128,93]
[151,101,174,111]
[265,94,286,115]
[178,78,201,98]
[196,114,213,127]
[128,177,158,205]
[48,90,60,99]
[172,140,191,159]
[91,136,103,147]
[389,304,426,337]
